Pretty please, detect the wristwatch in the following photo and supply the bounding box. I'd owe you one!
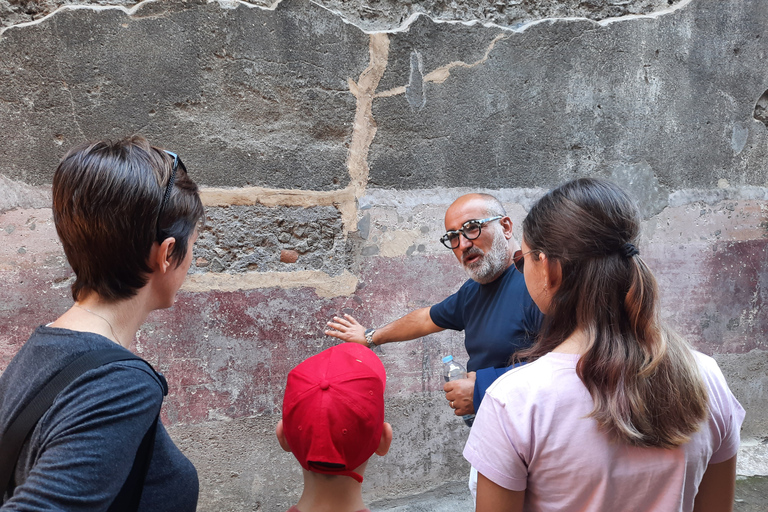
[364,328,377,349]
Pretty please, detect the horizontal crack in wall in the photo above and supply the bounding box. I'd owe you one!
[1,0,696,39]
[182,269,358,298]
[315,0,695,35]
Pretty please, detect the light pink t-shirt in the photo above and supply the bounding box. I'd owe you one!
[463,351,745,512]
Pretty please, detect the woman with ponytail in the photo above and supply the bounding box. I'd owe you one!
[463,178,744,512]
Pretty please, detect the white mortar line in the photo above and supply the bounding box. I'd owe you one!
[0,0,160,37]
[313,0,696,35]
[207,0,284,11]
[0,0,696,38]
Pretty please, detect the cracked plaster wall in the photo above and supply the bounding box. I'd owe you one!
[1,0,687,30]
[1,0,767,509]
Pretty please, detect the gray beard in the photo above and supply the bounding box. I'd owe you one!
[461,229,509,284]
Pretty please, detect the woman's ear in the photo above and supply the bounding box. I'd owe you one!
[152,237,177,273]
[541,253,562,293]
[275,420,292,453]
[375,422,393,456]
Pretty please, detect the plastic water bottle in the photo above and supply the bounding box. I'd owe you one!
[442,355,475,427]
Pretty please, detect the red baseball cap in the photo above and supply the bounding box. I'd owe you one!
[282,343,386,483]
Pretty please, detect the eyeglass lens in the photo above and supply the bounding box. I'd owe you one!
[513,250,525,273]
[441,221,485,249]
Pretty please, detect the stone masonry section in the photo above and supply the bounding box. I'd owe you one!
[193,204,348,276]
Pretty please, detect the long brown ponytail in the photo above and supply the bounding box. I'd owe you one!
[519,178,708,448]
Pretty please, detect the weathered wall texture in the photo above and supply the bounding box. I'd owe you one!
[1,0,767,510]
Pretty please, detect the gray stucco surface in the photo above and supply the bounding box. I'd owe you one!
[369,0,768,191]
[0,0,367,189]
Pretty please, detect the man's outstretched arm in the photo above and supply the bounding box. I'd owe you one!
[325,308,444,347]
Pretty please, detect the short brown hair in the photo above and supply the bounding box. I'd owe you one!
[53,135,204,302]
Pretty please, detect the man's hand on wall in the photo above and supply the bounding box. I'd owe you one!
[444,371,476,416]
[325,313,367,345]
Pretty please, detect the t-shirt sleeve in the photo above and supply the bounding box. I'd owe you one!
[700,356,746,465]
[430,288,465,331]
[463,392,529,491]
[5,362,164,510]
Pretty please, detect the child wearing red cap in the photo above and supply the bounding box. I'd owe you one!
[276,343,393,512]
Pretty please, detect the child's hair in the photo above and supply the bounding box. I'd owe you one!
[281,343,386,482]
[518,177,708,448]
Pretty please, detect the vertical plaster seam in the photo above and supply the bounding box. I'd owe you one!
[345,33,390,209]
[199,33,390,237]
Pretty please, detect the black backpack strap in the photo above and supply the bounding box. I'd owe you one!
[0,347,164,508]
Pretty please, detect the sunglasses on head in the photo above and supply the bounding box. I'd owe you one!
[155,150,186,241]
[512,249,536,273]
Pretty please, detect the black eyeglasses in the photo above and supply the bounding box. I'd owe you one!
[156,150,184,241]
[440,216,502,249]
[513,249,536,273]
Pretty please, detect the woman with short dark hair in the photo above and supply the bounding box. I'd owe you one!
[0,136,204,511]
[464,178,744,512]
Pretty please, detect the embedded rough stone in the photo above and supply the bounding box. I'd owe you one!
[280,248,299,263]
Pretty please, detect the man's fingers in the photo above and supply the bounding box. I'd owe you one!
[343,313,360,325]
[326,320,351,331]
[332,316,352,327]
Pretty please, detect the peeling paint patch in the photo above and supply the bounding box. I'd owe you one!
[732,123,749,154]
[379,229,421,257]
[0,208,62,270]
[0,175,52,213]
[754,89,768,129]
[405,51,426,109]
[609,161,669,218]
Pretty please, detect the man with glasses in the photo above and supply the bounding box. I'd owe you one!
[325,193,542,419]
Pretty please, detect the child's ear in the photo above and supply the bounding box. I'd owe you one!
[275,420,292,453]
[374,422,393,456]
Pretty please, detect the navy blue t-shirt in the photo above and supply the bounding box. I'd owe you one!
[429,265,543,372]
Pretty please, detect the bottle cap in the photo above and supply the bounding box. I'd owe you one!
[442,355,453,363]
